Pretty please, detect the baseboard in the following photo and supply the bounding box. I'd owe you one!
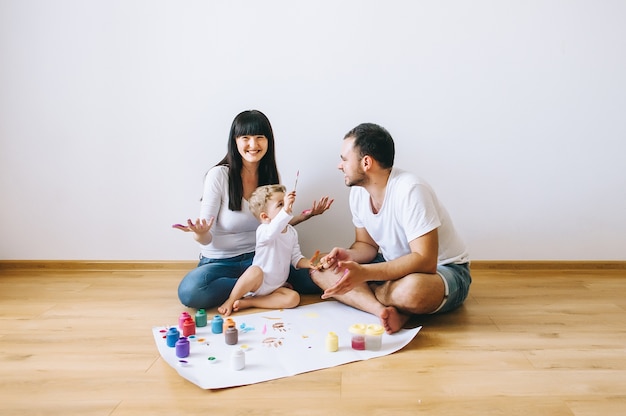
[0,260,197,271]
[470,260,626,270]
[0,260,625,271]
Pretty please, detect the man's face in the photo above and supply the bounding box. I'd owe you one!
[338,137,367,187]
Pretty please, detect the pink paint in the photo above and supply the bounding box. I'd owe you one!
[178,312,191,329]
[351,335,366,350]
[349,323,367,350]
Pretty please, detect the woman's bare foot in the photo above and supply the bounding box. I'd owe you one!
[379,306,410,334]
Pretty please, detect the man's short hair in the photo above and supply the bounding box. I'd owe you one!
[344,123,395,169]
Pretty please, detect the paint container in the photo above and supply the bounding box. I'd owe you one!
[211,315,223,334]
[349,324,366,350]
[326,331,338,352]
[166,327,180,348]
[175,337,190,358]
[195,309,207,327]
[231,349,245,370]
[223,317,236,332]
[182,317,196,337]
[365,324,384,351]
[178,312,191,329]
[225,325,238,345]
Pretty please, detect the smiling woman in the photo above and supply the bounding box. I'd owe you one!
[173,110,333,310]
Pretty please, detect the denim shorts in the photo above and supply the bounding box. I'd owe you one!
[432,262,472,314]
[369,253,472,314]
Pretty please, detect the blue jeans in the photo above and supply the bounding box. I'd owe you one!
[177,252,321,309]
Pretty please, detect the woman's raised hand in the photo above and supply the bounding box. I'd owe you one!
[301,196,334,217]
[172,217,215,235]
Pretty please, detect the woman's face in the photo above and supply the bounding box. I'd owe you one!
[236,135,268,165]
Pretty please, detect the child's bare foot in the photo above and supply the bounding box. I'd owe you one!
[379,306,410,334]
[231,298,253,313]
[218,299,235,316]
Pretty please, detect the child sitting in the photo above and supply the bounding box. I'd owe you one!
[218,184,315,316]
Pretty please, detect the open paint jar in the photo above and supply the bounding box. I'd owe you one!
[349,323,366,350]
[365,324,384,350]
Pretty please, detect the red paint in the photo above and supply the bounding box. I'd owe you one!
[351,335,365,350]
[182,317,196,337]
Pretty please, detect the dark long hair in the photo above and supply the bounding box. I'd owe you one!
[216,110,280,211]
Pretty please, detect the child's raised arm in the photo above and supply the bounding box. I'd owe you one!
[284,191,296,215]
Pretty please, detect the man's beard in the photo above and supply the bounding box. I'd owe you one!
[345,170,367,187]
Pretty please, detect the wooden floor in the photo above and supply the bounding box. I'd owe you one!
[1,265,625,415]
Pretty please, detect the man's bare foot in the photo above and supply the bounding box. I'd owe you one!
[379,306,410,334]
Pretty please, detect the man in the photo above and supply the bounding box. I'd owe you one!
[311,123,471,334]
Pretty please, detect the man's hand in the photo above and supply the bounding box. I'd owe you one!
[321,261,370,299]
[319,247,351,272]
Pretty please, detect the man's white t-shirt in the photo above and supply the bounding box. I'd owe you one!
[349,168,469,265]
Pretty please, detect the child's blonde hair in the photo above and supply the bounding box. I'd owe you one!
[248,184,286,220]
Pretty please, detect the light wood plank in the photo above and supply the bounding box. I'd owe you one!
[1,267,625,415]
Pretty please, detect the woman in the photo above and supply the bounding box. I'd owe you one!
[174,110,333,309]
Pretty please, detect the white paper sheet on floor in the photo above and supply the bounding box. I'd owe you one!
[152,300,421,389]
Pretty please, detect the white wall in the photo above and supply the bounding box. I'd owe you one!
[1,0,625,261]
